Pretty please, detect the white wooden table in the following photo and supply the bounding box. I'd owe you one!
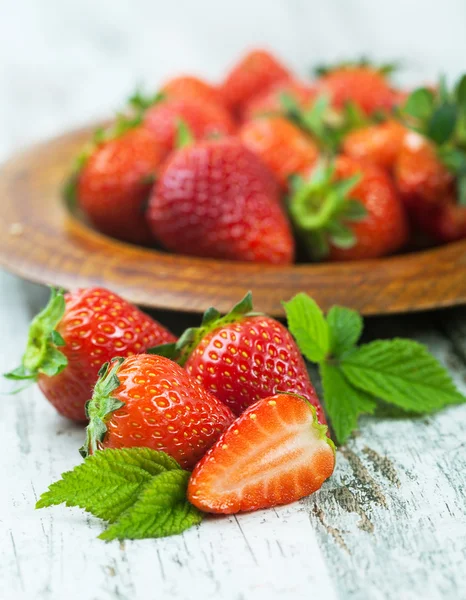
[2,1,466,597]
[2,270,466,600]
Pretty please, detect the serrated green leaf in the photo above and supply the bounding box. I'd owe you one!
[283,293,329,362]
[99,470,202,541]
[327,306,363,357]
[320,362,376,444]
[36,448,182,524]
[340,339,466,412]
[427,103,457,145]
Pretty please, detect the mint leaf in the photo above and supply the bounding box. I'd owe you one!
[320,362,376,444]
[340,339,466,412]
[36,448,182,524]
[327,306,363,357]
[99,470,202,541]
[283,293,329,362]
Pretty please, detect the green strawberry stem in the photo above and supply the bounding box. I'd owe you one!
[288,162,365,260]
[313,57,399,77]
[148,292,260,366]
[4,288,68,386]
[175,119,195,149]
[80,358,125,458]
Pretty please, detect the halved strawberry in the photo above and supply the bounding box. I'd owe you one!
[188,393,335,514]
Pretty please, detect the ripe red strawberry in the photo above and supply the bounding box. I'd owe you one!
[239,116,320,189]
[81,354,235,470]
[161,75,225,108]
[315,65,398,116]
[289,156,409,261]
[143,97,235,154]
[220,49,290,114]
[413,196,466,243]
[240,80,317,122]
[5,288,176,421]
[188,393,335,513]
[343,120,407,171]
[146,138,294,264]
[149,293,326,424]
[394,131,454,211]
[77,127,163,245]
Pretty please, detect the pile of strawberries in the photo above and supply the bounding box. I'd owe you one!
[8,287,334,514]
[70,49,466,264]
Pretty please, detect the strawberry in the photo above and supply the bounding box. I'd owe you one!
[413,196,466,243]
[161,75,224,108]
[239,116,320,189]
[188,393,335,513]
[289,156,409,261]
[220,49,290,114]
[5,288,175,421]
[143,97,235,154]
[343,120,407,171]
[394,131,454,211]
[240,80,317,122]
[315,64,398,116]
[146,138,294,264]
[77,127,163,245]
[149,293,326,424]
[81,354,235,469]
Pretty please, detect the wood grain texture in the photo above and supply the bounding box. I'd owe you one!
[1,125,466,318]
[2,270,466,600]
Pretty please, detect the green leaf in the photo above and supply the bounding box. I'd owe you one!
[327,306,363,357]
[80,358,125,457]
[427,103,457,145]
[328,222,357,249]
[403,88,435,121]
[50,330,66,347]
[437,147,466,173]
[340,199,368,221]
[340,339,466,412]
[283,293,329,362]
[36,448,182,523]
[320,362,376,444]
[455,74,466,109]
[4,287,67,388]
[99,469,202,541]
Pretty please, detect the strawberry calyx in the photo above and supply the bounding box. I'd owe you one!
[63,89,163,204]
[288,161,366,260]
[281,93,369,155]
[313,58,398,78]
[148,292,260,366]
[399,74,466,205]
[80,358,125,458]
[4,288,68,389]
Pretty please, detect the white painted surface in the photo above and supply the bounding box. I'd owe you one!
[1,2,466,598]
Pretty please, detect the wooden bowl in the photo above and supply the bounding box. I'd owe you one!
[1,124,466,317]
